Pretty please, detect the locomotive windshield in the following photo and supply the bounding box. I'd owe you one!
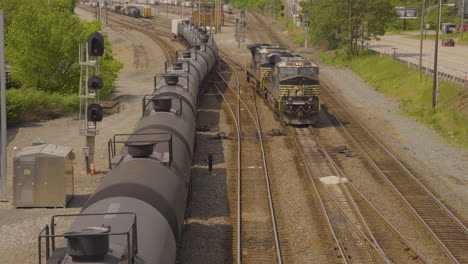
[279,67,298,74]
[299,67,319,75]
[279,67,318,75]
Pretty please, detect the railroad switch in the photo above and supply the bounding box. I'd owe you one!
[330,146,354,157]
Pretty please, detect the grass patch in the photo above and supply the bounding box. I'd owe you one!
[6,88,79,123]
[319,50,467,147]
[289,32,304,45]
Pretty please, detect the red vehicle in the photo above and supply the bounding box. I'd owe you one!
[441,38,455,47]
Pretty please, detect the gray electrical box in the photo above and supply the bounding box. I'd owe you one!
[13,144,74,208]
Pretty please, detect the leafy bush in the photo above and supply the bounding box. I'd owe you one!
[2,0,123,123]
[6,88,79,122]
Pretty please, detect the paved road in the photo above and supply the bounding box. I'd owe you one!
[369,34,468,83]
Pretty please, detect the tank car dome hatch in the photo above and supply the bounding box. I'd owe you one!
[163,74,180,85]
[200,35,209,43]
[125,142,154,158]
[153,98,172,112]
[64,226,111,261]
[173,62,183,70]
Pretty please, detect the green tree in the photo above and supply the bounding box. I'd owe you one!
[0,0,27,28]
[6,0,96,93]
[6,0,122,95]
[302,0,396,56]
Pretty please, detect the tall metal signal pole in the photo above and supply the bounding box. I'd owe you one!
[79,33,105,173]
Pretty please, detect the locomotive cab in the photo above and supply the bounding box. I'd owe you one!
[269,58,320,125]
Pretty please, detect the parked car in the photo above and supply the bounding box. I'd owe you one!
[441,38,455,47]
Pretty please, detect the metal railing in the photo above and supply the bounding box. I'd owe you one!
[107,132,173,169]
[38,212,138,264]
[368,49,468,89]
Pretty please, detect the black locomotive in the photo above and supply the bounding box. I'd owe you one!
[246,44,320,125]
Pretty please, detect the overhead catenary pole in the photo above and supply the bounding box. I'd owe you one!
[0,11,8,202]
[419,0,426,82]
[432,0,442,108]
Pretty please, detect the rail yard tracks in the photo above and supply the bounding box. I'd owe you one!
[320,87,468,263]
[215,52,282,263]
[292,126,430,263]
[248,10,467,263]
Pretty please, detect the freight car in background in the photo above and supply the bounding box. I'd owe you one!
[107,3,153,18]
[247,43,320,125]
[37,20,217,264]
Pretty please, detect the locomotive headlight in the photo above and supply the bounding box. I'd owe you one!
[297,90,303,96]
[288,97,293,102]
[308,97,313,101]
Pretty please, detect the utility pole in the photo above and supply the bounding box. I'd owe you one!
[433,0,442,108]
[0,11,8,202]
[461,0,466,39]
[419,0,426,82]
[303,11,309,48]
[198,0,201,27]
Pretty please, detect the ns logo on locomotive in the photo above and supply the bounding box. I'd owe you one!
[37,20,218,264]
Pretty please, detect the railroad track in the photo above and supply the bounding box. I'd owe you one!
[216,52,282,263]
[294,125,431,263]
[78,4,177,63]
[320,87,468,263]
[293,127,387,263]
[248,12,290,49]
[249,10,467,263]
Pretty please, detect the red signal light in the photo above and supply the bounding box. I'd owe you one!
[87,32,104,57]
[87,76,103,90]
[87,104,103,122]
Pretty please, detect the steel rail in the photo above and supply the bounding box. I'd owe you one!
[318,136,432,263]
[305,128,391,263]
[218,55,283,264]
[211,80,242,264]
[309,126,433,263]
[295,126,396,263]
[288,126,349,264]
[325,89,467,233]
[321,89,467,263]
[249,12,290,49]
[246,8,466,263]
